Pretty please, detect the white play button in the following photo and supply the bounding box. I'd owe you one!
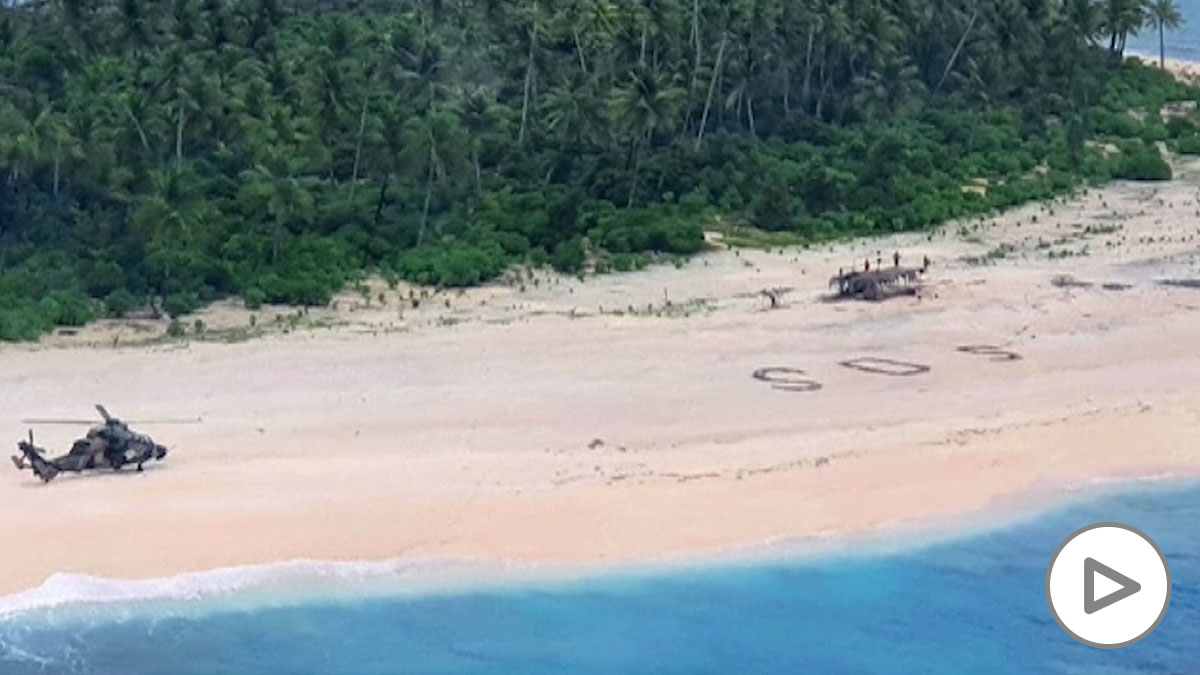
[1047,523,1171,648]
[1084,557,1140,614]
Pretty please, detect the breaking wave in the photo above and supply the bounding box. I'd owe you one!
[0,558,538,622]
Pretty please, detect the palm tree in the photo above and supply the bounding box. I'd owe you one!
[542,74,608,150]
[455,85,503,194]
[1146,0,1183,69]
[1103,0,1149,57]
[31,106,81,195]
[612,65,684,206]
[238,151,317,264]
[403,106,466,246]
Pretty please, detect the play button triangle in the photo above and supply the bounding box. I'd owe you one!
[1084,557,1141,614]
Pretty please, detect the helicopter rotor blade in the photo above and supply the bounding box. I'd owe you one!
[21,417,203,425]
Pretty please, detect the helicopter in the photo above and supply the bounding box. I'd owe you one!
[11,405,181,483]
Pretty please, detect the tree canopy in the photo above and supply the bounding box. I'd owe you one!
[0,0,1195,340]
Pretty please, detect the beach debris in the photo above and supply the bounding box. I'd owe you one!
[1051,275,1092,289]
[759,286,793,309]
[1158,279,1200,290]
[11,405,175,483]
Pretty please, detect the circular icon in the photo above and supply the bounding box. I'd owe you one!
[1046,522,1171,649]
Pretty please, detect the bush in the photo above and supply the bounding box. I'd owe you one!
[1174,135,1200,155]
[39,291,94,327]
[166,320,186,338]
[551,238,587,274]
[163,291,202,318]
[1114,143,1172,181]
[1165,116,1196,138]
[242,287,267,310]
[104,289,139,317]
[396,242,508,287]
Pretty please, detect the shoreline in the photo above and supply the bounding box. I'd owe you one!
[4,161,1200,601]
[1128,51,1200,83]
[3,474,1195,620]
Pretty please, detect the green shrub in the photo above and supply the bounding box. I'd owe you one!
[163,292,202,318]
[243,287,267,310]
[551,238,587,274]
[104,289,138,317]
[1174,135,1200,155]
[1114,143,1172,181]
[1166,116,1196,138]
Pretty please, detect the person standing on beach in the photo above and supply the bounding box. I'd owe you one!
[893,251,900,267]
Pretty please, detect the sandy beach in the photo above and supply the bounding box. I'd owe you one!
[3,158,1200,598]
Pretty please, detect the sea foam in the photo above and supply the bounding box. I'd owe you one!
[0,558,489,619]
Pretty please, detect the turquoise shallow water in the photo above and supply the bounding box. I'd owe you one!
[1,481,1198,674]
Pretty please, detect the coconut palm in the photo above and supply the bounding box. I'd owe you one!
[612,64,684,206]
[1146,0,1184,69]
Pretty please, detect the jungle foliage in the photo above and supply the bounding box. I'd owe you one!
[0,0,1196,339]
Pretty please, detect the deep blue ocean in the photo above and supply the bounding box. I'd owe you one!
[1,481,1198,674]
[1129,5,1200,63]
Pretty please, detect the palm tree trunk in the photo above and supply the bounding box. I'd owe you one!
[695,33,728,151]
[350,101,368,194]
[782,61,791,115]
[747,95,756,137]
[419,151,434,247]
[639,23,647,66]
[682,0,703,136]
[53,136,61,196]
[175,107,186,170]
[374,170,389,226]
[627,138,642,208]
[936,10,978,94]
[518,18,537,145]
[815,67,832,120]
[472,146,482,194]
[802,23,816,106]
[573,25,587,74]
[1160,22,1166,69]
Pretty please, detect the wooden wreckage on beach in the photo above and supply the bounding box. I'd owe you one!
[828,266,924,301]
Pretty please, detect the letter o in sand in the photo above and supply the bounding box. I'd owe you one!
[753,367,823,392]
[956,344,1022,361]
[839,357,930,377]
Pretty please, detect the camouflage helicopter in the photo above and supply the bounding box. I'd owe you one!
[11,405,179,483]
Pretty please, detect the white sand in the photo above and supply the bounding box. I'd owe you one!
[3,160,1200,597]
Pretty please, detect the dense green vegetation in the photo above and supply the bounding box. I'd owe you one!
[0,0,1197,340]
